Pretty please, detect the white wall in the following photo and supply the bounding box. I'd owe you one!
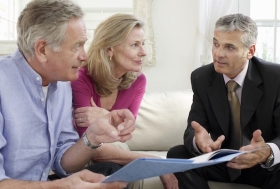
[143,0,199,92]
[143,0,240,92]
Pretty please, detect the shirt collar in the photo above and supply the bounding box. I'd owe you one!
[13,49,57,90]
[223,60,249,87]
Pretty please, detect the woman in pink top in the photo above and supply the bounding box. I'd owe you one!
[71,13,178,189]
[72,67,146,137]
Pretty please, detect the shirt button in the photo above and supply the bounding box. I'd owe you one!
[36,77,40,81]
[40,98,45,102]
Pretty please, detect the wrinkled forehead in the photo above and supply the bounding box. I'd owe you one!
[213,30,245,47]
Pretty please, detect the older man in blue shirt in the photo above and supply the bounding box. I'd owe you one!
[0,0,134,189]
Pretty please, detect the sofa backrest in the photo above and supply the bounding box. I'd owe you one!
[126,90,193,151]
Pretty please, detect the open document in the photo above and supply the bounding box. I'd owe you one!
[101,148,252,183]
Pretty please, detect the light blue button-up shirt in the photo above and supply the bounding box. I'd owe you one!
[0,50,79,181]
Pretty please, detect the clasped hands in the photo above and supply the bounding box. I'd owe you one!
[192,121,271,169]
[75,98,110,127]
[75,98,135,145]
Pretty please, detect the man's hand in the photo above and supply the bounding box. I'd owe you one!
[59,169,128,189]
[227,129,271,169]
[0,170,128,189]
[74,98,110,127]
[159,173,178,189]
[192,121,225,153]
[85,109,135,145]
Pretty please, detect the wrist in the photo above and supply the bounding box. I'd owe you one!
[263,145,274,167]
[84,127,101,145]
[82,132,103,150]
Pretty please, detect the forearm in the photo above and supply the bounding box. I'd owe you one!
[61,138,94,173]
[92,143,157,165]
[62,109,136,172]
[0,179,64,189]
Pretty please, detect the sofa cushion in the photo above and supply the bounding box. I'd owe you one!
[133,151,167,159]
[127,90,193,151]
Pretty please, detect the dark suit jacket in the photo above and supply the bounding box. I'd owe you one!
[184,56,280,162]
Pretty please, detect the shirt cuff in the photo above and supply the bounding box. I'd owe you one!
[261,143,280,168]
[192,137,202,154]
[53,146,72,177]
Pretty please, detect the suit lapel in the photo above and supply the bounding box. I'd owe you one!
[241,60,263,129]
[206,59,263,135]
[207,73,230,135]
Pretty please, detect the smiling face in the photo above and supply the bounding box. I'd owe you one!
[42,17,87,85]
[109,27,147,78]
[212,30,255,79]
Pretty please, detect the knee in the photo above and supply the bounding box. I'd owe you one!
[167,145,189,159]
[268,170,280,189]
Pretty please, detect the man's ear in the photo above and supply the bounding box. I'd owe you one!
[34,40,48,63]
[247,44,256,59]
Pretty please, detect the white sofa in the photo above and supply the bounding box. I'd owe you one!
[126,90,260,189]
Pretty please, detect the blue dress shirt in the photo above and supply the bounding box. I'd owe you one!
[0,50,79,181]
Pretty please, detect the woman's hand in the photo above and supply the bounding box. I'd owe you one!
[74,97,110,127]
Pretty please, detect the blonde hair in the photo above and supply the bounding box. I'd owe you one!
[83,13,145,97]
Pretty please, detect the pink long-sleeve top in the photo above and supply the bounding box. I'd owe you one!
[71,67,146,137]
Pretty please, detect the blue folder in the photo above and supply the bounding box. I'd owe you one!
[101,149,245,183]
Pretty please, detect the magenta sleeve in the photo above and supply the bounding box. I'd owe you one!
[71,68,94,136]
[128,74,146,117]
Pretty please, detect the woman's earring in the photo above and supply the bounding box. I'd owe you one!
[109,56,112,61]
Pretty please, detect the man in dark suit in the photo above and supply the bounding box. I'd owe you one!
[167,13,280,189]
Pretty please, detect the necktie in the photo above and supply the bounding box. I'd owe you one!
[226,80,242,181]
